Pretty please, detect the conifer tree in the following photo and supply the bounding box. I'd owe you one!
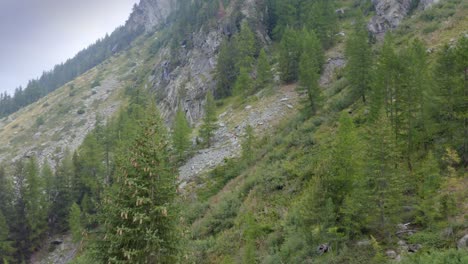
[370,34,401,124]
[0,165,12,220]
[235,21,257,71]
[233,67,252,95]
[215,39,237,98]
[172,105,192,161]
[0,210,14,264]
[305,0,338,48]
[69,203,83,243]
[400,39,432,169]
[99,103,179,263]
[23,157,48,252]
[255,49,273,91]
[279,28,301,83]
[364,111,403,241]
[454,36,467,166]
[345,12,372,103]
[49,151,74,232]
[299,29,323,114]
[11,158,48,261]
[200,91,218,146]
[415,152,441,227]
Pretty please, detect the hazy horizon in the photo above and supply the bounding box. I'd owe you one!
[0,0,139,95]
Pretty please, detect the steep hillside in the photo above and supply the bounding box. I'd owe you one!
[0,0,467,263]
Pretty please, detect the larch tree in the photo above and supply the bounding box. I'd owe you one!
[235,21,257,71]
[255,49,273,91]
[298,29,323,114]
[200,91,218,147]
[172,105,192,161]
[364,111,403,241]
[233,67,252,96]
[0,210,14,264]
[69,202,83,243]
[345,12,372,103]
[279,27,302,83]
[215,39,237,98]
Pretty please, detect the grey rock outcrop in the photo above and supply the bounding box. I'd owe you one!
[126,0,175,32]
[146,0,267,125]
[419,0,440,10]
[368,0,442,36]
[368,0,412,36]
[458,234,468,250]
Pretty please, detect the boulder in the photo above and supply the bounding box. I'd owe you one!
[368,0,412,36]
[408,244,422,253]
[317,244,330,255]
[457,234,468,250]
[386,250,397,259]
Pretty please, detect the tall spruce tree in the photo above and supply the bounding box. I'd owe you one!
[200,91,218,146]
[279,28,302,83]
[235,21,257,71]
[215,39,237,98]
[99,103,179,263]
[49,151,74,232]
[255,49,273,91]
[69,203,83,243]
[11,158,48,261]
[172,105,192,161]
[345,12,372,103]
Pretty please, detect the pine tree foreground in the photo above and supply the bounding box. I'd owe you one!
[99,104,179,263]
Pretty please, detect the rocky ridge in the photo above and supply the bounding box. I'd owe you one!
[368,0,440,36]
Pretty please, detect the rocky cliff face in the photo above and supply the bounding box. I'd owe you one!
[368,0,440,36]
[368,0,413,35]
[126,0,175,32]
[419,0,440,10]
[146,0,263,125]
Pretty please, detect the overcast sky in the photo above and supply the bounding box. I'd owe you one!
[0,0,139,94]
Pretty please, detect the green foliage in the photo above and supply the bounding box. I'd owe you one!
[241,125,255,164]
[364,112,403,240]
[345,12,373,103]
[200,92,218,146]
[298,29,323,114]
[255,49,273,91]
[215,39,238,98]
[233,67,252,96]
[415,152,441,227]
[269,0,337,47]
[279,28,301,83]
[35,116,45,127]
[400,249,468,264]
[234,21,257,70]
[98,104,180,263]
[172,105,192,161]
[0,211,15,263]
[69,203,83,243]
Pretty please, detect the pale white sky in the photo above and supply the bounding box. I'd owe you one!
[0,0,139,94]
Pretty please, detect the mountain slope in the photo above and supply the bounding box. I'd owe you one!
[0,0,467,263]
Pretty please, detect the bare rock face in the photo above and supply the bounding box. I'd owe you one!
[368,0,412,36]
[419,0,440,10]
[126,0,175,32]
[147,0,267,126]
